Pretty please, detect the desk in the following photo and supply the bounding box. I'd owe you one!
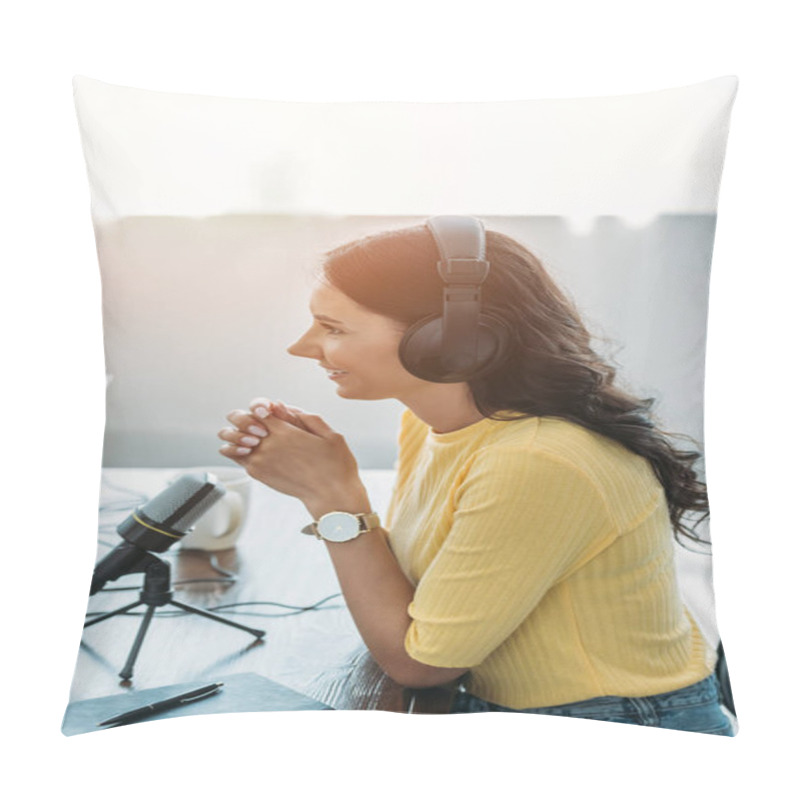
[69,469,453,714]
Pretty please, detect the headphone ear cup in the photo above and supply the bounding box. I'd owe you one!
[399,311,513,383]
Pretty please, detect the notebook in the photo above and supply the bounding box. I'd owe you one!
[62,672,331,736]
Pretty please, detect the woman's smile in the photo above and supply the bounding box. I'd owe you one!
[319,364,350,379]
[287,281,444,403]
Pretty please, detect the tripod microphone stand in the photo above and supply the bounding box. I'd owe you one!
[84,551,265,681]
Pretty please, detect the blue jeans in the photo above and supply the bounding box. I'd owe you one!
[450,673,735,736]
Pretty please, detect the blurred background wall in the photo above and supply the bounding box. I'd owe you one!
[98,212,715,471]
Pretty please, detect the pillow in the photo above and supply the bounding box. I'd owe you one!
[65,75,738,737]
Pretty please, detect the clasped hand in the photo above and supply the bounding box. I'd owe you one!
[218,397,361,504]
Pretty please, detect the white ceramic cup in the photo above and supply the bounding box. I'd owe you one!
[172,466,252,551]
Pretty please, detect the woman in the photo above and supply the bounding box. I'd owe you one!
[217,221,734,736]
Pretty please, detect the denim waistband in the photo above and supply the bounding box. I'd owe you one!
[452,673,734,735]
[528,673,721,714]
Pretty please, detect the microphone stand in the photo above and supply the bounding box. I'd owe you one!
[84,552,265,681]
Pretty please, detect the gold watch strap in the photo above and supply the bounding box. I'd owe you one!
[301,510,381,539]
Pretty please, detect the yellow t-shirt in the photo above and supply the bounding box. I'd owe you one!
[385,408,717,709]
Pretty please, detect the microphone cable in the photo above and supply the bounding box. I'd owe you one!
[85,591,345,619]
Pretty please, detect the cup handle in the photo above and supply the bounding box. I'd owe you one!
[213,492,243,547]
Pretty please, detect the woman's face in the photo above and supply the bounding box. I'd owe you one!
[286,280,423,400]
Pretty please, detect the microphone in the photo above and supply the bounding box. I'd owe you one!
[90,472,225,595]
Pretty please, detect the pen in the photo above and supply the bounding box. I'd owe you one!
[97,682,224,727]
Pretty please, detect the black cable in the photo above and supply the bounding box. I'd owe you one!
[84,593,344,620]
[207,594,343,613]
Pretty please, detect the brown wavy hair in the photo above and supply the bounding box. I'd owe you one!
[318,223,711,550]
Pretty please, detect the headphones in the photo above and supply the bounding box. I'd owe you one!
[398,215,513,383]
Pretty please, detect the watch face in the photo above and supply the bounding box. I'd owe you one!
[317,512,361,542]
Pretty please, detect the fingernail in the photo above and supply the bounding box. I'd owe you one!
[235,447,252,455]
[254,405,270,418]
[241,436,260,446]
[248,425,268,436]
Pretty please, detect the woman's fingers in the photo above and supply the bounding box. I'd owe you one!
[225,409,270,437]
[220,408,269,459]
[250,397,336,436]
[249,396,273,420]
[219,443,253,458]
[278,403,311,431]
[217,426,263,455]
[289,410,339,439]
[221,399,314,461]
[250,397,312,431]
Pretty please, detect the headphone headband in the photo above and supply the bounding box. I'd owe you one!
[425,214,487,262]
[396,215,512,383]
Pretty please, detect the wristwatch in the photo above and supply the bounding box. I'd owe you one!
[301,510,381,542]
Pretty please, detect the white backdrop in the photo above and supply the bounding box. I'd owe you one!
[2,1,796,796]
[73,74,733,221]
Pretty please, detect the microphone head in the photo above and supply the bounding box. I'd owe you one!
[143,472,226,533]
[92,473,228,594]
[115,472,227,553]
